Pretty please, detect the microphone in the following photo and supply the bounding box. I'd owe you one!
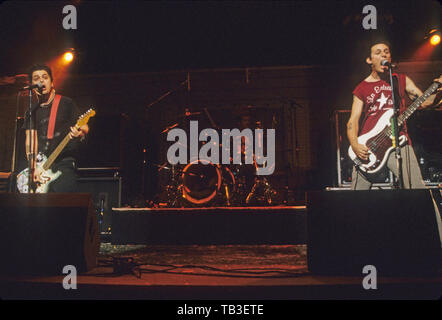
[20,83,43,91]
[381,60,396,68]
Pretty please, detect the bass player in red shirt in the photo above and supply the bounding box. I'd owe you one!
[347,41,441,190]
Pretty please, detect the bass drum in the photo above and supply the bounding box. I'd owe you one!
[182,159,235,206]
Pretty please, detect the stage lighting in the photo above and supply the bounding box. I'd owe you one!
[63,50,74,63]
[430,34,440,46]
[426,29,441,46]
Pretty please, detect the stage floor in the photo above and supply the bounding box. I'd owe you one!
[1,243,441,300]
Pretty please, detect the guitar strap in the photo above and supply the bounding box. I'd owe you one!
[47,94,61,140]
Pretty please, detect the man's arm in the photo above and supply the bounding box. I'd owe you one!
[405,75,442,109]
[25,129,45,183]
[25,129,38,161]
[347,95,369,160]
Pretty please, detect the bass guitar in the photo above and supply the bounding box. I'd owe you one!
[348,82,440,173]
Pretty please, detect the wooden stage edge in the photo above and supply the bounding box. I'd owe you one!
[1,267,441,299]
[112,205,307,212]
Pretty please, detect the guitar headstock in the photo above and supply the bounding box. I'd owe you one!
[76,108,96,128]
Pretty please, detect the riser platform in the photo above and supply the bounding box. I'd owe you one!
[112,206,307,245]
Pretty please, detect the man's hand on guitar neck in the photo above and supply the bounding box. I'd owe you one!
[407,75,442,109]
[351,143,370,161]
[69,125,89,139]
[423,75,442,108]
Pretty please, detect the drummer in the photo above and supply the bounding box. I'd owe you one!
[234,110,257,197]
[236,110,254,156]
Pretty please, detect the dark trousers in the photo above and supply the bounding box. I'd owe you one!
[48,158,78,193]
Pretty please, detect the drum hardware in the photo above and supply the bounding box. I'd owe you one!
[159,163,202,207]
[161,123,179,134]
[143,79,190,200]
[164,164,181,207]
[160,161,279,207]
[204,107,220,130]
[160,162,279,207]
[156,110,280,207]
[161,108,203,135]
[220,165,235,206]
[245,176,278,206]
[223,182,231,206]
[245,179,257,204]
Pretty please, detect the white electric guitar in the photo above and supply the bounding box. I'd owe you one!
[16,109,96,193]
[348,82,440,173]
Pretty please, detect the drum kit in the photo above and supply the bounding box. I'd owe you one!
[156,108,278,207]
[158,159,278,207]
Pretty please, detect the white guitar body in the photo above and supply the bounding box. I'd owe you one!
[348,81,440,174]
[16,154,62,193]
[348,109,407,174]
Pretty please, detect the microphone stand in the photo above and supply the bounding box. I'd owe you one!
[280,98,303,204]
[145,79,188,110]
[8,92,22,192]
[27,88,37,193]
[387,65,404,189]
[142,79,188,198]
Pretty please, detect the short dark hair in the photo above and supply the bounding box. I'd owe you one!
[28,64,53,82]
[367,40,392,58]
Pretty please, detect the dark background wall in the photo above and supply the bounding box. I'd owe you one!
[1,61,440,204]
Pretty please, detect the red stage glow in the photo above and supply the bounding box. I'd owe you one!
[411,42,433,60]
[410,30,440,60]
[46,49,76,89]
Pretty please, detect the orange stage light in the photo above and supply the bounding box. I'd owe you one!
[46,49,76,89]
[63,51,74,63]
[430,34,440,46]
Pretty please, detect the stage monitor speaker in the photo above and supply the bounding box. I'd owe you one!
[77,174,122,234]
[306,190,442,276]
[0,193,100,275]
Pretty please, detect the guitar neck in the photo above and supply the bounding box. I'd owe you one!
[39,108,95,171]
[398,82,439,126]
[42,130,74,171]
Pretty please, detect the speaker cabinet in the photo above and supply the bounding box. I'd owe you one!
[0,193,100,275]
[306,190,442,276]
[77,175,122,234]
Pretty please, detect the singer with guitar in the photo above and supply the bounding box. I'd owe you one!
[21,64,89,193]
[347,41,442,190]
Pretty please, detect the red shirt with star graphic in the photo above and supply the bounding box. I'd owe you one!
[353,73,408,137]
